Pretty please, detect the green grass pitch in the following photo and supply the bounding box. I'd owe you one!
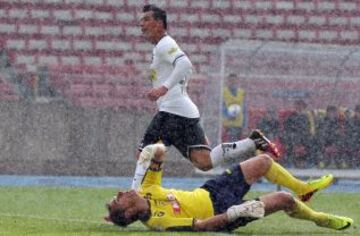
[0,186,359,236]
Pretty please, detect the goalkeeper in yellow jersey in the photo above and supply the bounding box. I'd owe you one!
[105,143,353,232]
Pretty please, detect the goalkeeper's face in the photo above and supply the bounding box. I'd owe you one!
[106,190,143,226]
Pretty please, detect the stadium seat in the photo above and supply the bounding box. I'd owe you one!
[0,74,19,101]
[92,83,114,97]
[1,0,359,107]
[46,63,154,109]
[67,83,93,98]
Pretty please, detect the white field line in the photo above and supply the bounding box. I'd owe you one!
[0,213,108,225]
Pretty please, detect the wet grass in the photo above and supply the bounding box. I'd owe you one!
[0,186,359,236]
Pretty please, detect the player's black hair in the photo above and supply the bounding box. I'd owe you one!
[106,203,136,227]
[106,203,151,227]
[143,4,167,29]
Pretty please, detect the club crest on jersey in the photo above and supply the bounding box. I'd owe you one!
[150,69,157,81]
[167,47,178,55]
[153,211,165,217]
[167,193,181,214]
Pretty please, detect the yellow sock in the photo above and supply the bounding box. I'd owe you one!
[287,198,328,225]
[265,159,312,195]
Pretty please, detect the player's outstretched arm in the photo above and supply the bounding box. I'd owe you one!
[132,143,167,190]
[193,214,228,231]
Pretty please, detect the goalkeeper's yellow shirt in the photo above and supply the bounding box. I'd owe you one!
[139,169,214,231]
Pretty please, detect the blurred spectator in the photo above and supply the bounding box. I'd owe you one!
[36,66,58,98]
[316,105,345,169]
[257,106,284,164]
[345,104,360,168]
[0,49,33,100]
[282,100,314,168]
[222,73,247,141]
[257,106,280,140]
[339,107,352,168]
[28,66,60,103]
[124,59,142,86]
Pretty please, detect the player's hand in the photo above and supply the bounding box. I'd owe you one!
[151,143,167,162]
[139,145,155,168]
[139,144,166,167]
[147,86,168,101]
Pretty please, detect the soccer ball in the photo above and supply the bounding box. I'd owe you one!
[227,104,241,118]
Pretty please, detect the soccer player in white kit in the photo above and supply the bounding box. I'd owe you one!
[131,4,280,190]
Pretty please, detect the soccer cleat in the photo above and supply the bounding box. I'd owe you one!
[316,214,353,230]
[249,129,280,159]
[298,174,334,202]
[227,200,265,222]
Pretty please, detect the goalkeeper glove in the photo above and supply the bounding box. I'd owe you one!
[139,143,166,169]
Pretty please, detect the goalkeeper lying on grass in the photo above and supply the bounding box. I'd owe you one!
[105,143,353,232]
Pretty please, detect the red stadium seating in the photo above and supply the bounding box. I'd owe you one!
[47,63,157,110]
[1,0,360,105]
[0,74,19,101]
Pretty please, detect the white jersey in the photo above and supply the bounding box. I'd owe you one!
[150,35,200,118]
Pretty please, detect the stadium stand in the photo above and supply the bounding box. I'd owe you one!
[0,0,359,114]
[1,0,360,73]
[46,63,154,110]
[46,63,206,111]
[0,0,359,177]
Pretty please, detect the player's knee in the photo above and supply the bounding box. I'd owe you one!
[193,160,212,171]
[251,154,272,174]
[275,191,295,210]
[258,153,273,165]
[190,150,212,171]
